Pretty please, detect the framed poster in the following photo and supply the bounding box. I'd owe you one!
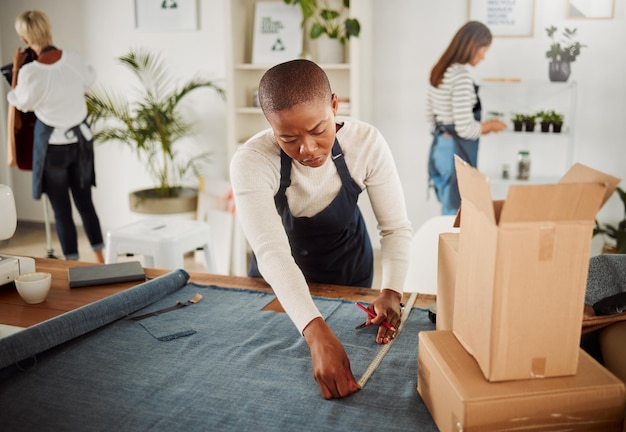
[468,0,535,37]
[568,0,615,19]
[252,2,303,64]
[135,0,198,31]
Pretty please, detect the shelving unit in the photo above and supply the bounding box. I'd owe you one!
[224,0,364,163]
[224,0,369,274]
[476,80,577,199]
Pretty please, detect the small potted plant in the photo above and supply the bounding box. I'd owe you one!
[537,110,552,133]
[551,111,564,133]
[545,26,586,82]
[523,113,537,132]
[511,113,525,132]
[594,187,626,254]
[284,0,361,63]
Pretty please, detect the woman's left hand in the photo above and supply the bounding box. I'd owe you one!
[368,288,403,344]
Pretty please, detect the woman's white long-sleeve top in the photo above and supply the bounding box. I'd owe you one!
[230,119,412,334]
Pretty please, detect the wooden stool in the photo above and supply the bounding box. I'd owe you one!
[105,218,216,272]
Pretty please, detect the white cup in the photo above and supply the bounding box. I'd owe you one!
[14,272,52,304]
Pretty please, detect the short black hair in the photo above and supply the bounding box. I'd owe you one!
[258,59,332,115]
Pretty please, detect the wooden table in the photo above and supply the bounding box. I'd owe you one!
[0,257,435,328]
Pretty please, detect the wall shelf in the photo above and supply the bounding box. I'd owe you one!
[477,80,577,198]
[225,0,364,164]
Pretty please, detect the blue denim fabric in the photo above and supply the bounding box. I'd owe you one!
[0,269,189,369]
[139,314,197,341]
[31,119,53,200]
[428,133,457,215]
[0,283,437,431]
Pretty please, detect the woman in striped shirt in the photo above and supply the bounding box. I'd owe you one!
[426,21,506,215]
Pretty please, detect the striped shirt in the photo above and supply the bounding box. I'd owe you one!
[426,63,480,140]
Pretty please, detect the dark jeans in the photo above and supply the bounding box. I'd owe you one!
[42,144,104,260]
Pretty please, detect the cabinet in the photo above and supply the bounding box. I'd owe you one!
[224,0,370,274]
[476,80,577,199]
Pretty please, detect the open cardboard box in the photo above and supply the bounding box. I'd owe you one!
[436,232,459,331]
[417,330,626,432]
[452,156,620,382]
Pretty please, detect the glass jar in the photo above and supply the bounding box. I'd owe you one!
[517,150,531,180]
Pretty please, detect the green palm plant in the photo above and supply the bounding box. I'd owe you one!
[86,48,225,198]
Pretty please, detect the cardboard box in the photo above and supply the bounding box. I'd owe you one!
[417,330,626,432]
[436,232,458,331]
[453,157,620,381]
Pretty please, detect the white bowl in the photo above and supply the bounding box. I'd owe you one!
[14,272,52,304]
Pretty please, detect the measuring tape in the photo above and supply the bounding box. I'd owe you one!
[357,291,419,388]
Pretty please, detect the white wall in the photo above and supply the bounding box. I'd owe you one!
[0,0,227,233]
[371,0,626,232]
[1,0,625,241]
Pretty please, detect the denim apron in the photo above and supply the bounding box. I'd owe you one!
[249,138,374,288]
[428,83,482,215]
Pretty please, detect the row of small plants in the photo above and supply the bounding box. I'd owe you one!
[511,110,565,133]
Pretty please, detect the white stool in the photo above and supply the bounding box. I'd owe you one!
[105,218,216,272]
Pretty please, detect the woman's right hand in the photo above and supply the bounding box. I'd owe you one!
[302,317,361,399]
[482,118,507,134]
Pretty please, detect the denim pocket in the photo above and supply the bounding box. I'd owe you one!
[45,144,76,170]
[138,314,196,341]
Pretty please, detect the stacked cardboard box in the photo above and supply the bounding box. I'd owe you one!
[418,331,625,431]
[417,157,625,431]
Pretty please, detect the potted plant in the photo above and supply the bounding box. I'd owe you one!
[537,110,552,133]
[545,26,586,82]
[594,187,626,254]
[511,113,525,132]
[86,48,225,214]
[284,0,361,63]
[551,111,564,133]
[523,113,537,132]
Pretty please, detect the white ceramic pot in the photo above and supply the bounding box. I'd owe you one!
[315,37,345,64]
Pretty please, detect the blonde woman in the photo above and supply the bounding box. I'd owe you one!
[7,10,104,262]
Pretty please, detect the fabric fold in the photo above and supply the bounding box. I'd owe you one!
[0,269,189,369]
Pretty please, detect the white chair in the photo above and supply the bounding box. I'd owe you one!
[105,218,216,272]
[404,215,459,294]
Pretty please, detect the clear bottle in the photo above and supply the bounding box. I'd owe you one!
[517,150,531,180]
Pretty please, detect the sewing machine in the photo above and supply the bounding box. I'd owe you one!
[0,184,35,285]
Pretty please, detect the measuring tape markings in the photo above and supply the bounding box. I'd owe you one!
[357,291,419,388]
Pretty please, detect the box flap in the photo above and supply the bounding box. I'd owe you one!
[454,155,495,224]
[500,183,607,223]
[453,200,504,227]
[559,163,621,207]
